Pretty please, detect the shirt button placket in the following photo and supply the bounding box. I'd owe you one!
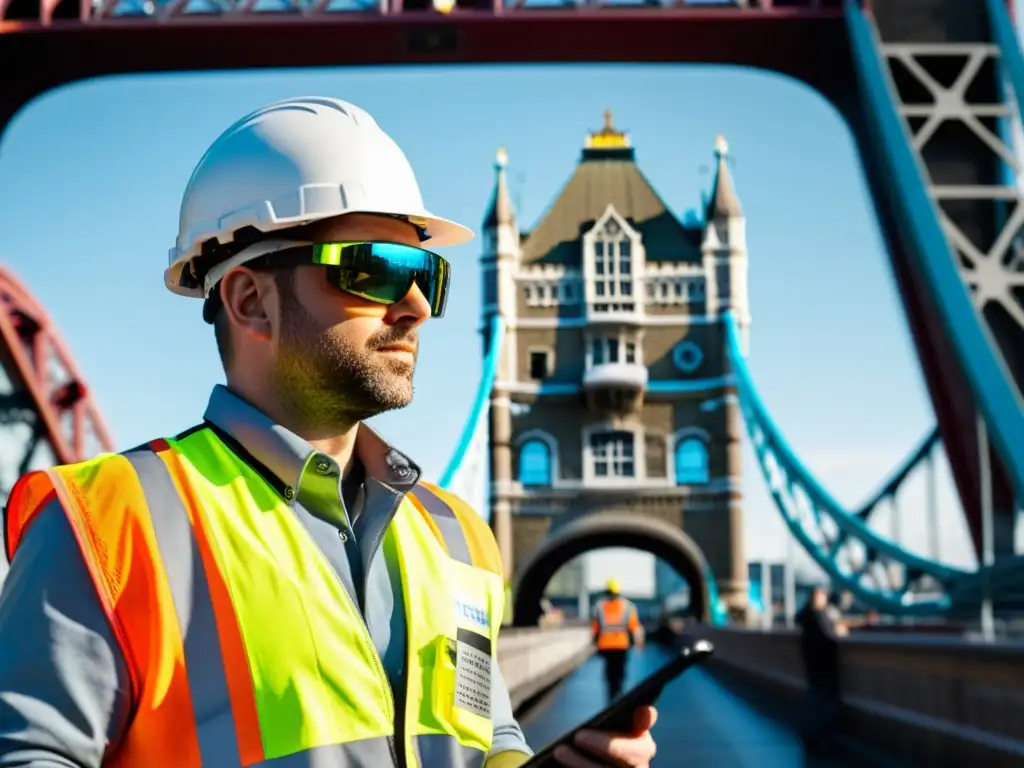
[315,455,353,545]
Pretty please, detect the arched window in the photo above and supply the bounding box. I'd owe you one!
[590,217,635,313]
[519,440,552,486]
[675,438,709,485]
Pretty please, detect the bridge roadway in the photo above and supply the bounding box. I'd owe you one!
[499,625,1024,765]
[518,644,866,767]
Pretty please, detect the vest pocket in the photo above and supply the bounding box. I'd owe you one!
[428,634,493,752]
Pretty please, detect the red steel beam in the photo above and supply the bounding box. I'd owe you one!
[0,265,115,465]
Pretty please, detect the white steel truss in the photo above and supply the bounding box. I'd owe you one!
[882,42,1024,391]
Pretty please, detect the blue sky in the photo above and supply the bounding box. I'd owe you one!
[0,60,983,596]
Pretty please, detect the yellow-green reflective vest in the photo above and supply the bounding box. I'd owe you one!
[6,426,507,767]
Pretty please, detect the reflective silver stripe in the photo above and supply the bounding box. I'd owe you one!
[411,484,473,566]
[256,737,396,766]
[122,446,244,768]
[414,734,487,768]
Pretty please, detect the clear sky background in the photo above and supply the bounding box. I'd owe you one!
[3,34,1012,596]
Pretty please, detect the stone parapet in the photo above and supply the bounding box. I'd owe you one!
[498,626,595,711]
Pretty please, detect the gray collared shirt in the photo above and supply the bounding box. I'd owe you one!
[0,385,531,766]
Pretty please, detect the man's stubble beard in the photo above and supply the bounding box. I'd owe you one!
[272,293,417,432]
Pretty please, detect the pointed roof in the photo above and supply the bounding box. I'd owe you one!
[520,111,699,265]
[705,135,742,219]
[483,146,515,228]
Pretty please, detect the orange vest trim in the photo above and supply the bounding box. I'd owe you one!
[5,446,195,764]
[154,441,266,764]
[5,471,56,561]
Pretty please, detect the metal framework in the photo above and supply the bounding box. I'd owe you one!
[0,0,839,27]
[890,42,1024,356]
[1,0,1020,615]
[724,310,971,616]
[867,0,1024,556]
[0,266,114,503]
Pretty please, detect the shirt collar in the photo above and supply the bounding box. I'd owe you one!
[202,384,421,499]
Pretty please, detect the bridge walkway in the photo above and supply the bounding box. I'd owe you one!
[520,645,879,767]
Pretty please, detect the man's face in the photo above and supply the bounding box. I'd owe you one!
[811,588,828,609]
[269,214,434,427]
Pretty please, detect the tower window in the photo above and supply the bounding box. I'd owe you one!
[529,350,550,380]
[590,431,635,478]
[675,438,709,485]
[519,440,553,486]
[589,337,639,367]
[589,218,636,313]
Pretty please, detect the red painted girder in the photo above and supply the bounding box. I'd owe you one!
[0,265,115,465]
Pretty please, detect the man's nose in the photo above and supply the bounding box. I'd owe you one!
[385,283,432,327]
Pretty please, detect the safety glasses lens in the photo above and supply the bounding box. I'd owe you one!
[313,242,450,318]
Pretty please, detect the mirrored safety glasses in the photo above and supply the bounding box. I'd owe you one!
[209,241,452,323]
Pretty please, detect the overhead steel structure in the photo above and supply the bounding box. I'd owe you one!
[1,0,1022,619]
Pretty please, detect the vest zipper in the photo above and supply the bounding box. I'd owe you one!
[353,616,400,767]
[312,520,401,766]
[365,524,405,768]
[337,480,401,764]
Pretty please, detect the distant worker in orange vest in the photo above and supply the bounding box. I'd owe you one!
[592,578,644,702]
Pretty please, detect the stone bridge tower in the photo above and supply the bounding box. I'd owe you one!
[482,112,750,616]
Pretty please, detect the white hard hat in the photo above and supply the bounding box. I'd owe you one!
[165,96,474,298]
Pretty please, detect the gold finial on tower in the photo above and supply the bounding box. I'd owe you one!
[586,107,631,150]
[714,134,729,156]
[496,146,508,168]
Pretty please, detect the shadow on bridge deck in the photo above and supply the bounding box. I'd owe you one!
[519,644,868,767]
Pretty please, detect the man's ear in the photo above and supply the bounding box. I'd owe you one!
[220,267,276,344]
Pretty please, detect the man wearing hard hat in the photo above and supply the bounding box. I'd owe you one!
[593,578,645,703]
[0,98,657,767]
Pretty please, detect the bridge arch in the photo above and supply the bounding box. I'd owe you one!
[511,513,711,626]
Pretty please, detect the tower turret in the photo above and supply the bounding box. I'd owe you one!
[482,146,519,320]
[481,147,520,582]
[700,135,749,618]
[702,136,750,344]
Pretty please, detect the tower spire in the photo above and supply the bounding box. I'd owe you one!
[706,134,742,219]
[484,146,515,228]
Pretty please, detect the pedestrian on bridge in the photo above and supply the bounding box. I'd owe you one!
[797,586,845,756]
[0,98,657,768]
[593,578,645,702]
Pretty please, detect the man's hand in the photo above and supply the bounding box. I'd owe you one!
[552,705,658,767]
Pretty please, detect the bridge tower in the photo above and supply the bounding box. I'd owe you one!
[484,112,749,617]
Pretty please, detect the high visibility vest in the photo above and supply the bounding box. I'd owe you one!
[592,598,640,652]
[6,426,506,768]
